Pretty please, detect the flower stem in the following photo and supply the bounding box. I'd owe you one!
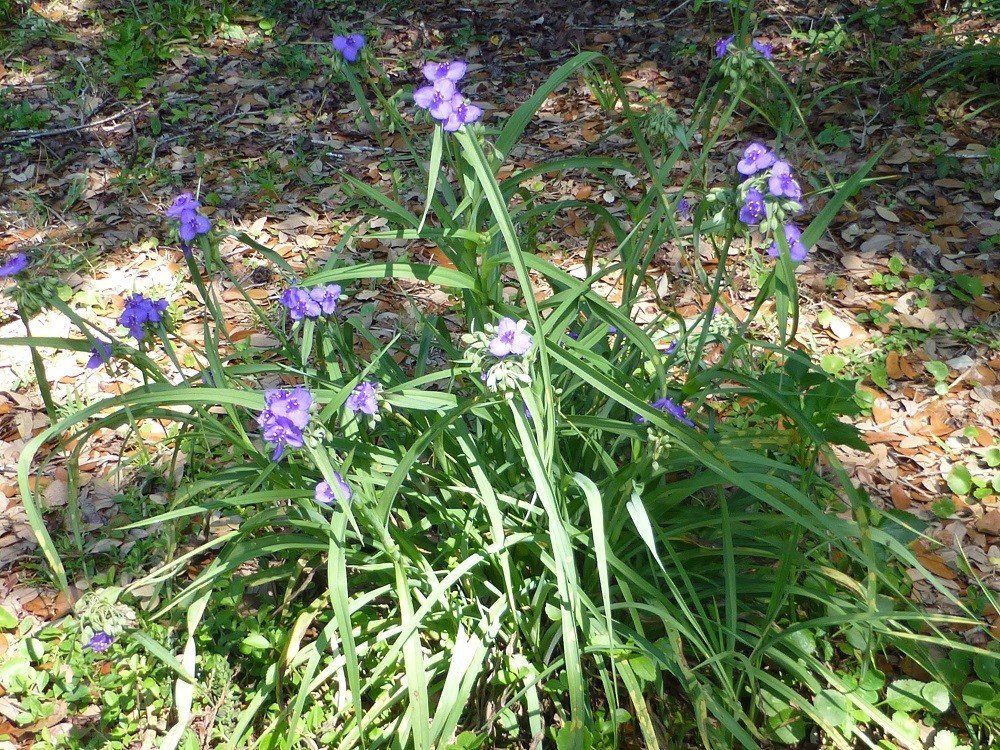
[18,305,57,421]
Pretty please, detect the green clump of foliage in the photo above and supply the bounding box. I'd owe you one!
[2,10,998,750]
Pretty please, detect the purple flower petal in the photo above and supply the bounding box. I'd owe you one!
[737,142,777,176]
[489,317,532,357]
[86,631,114,653]
[715,35,735,58]
[738,188,767,226]
[345,381,379,416]
[315,473,352,505]
[165,193,200,219]
[752,40,773,60]
[423,60,467,83]
[86,340,113,369]
[0,253,29,277]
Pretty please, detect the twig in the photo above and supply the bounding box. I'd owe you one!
[0,101,152,145]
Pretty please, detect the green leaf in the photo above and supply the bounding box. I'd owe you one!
[555,724,593,750]
[952,275,985,298]
[869,362,889,390]
[947,464,973,495]
[886,679,928,712]
[417,125,443,233]
[921,681,950,713]
[930,497,957,518]
[240,633,271,651]
[889,711,921,744]
[888,255,905,275]
[984,446,1000,468]
[961,680,994,708]
[131,630,196,684]
[0,605,17,630]
[813,690,850,729]
[925,360,949,382]
[820,353,847,375]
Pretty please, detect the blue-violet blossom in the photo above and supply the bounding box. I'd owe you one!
[738,188,767,225]
[442,94,483,131]
[332,34,365,63]
[767,161,802,201]
[489,317,533,358]
[258,387,312,460]
[752,40,773,59]
[345,381,379,416]
[636,397,695,427]
[86,340,113,369]
[86,631,114,653]
[676,197,693,221]
[767,223,808,262]
[119,293,168,342]
[315,473,352,505]
[715,35,735,58]
[165,193,211,246]
[737,142,776,176]
[0,252,28,277]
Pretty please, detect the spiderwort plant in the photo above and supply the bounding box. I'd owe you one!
[11,43,945,750]
[462,317,535,397]
[2,251,57,418]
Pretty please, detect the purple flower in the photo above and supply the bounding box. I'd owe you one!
[315,473,352,505]
[414,78,458,120]
[0,252,28,277]
[767,161,802,201]
[165,193,200,219]
[119,293,168,342]
[676,197,692,221]
[489,317,533,358]
[752,40,773,59]
[264,387,312,429]
[345,381,379,416]
[309,284,342,316]
[165,192,211,246]
[737,142,776,176]
[767,223,808,262]
[442,94,483,132]
[86,340,113,369]
[86,631,114,653]
[715,35,735,58]
[260,416,305,459]
[178,211,211,245]
[664,340,678,355]
[422,60,467,84]
[259,387,312,460]
[333,34,365,63]
[636,397,695,427]
[280,287,322,321]
[738,187,767,226]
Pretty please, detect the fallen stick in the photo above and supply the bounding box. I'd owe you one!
[0,101,152,145]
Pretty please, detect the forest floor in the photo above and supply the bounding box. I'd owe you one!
[0,0,998,745]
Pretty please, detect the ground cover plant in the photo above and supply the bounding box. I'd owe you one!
[1,0,999,749]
